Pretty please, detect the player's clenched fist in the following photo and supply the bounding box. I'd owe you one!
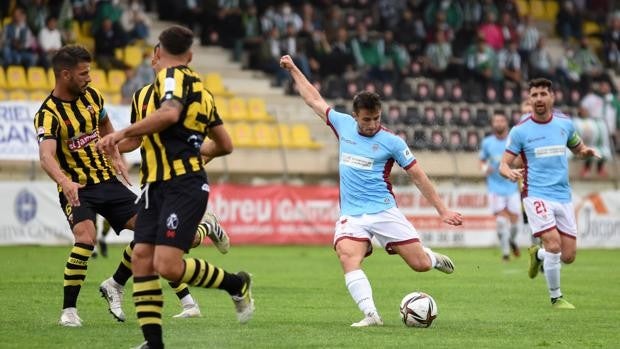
[280,55,295,70]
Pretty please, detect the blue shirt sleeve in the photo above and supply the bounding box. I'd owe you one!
[506,127,522,155]
[391,136,416,169]
[479,138,489,160]
[326,108,352,135]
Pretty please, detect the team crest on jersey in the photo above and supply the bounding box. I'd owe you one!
[86,105,95,118]
[372,144,379,152]
[402,148,413,160]
[66,130,99,151]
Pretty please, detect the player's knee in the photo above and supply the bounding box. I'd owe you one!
[561,253,575,264]
[337,251,363,271]
[408,256,432,272]
[153,255,183,281]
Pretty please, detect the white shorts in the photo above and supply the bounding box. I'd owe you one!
[522,197,577,239]
[333,207,420,256]
[489,192,521,215]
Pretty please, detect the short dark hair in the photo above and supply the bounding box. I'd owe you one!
[352,91,382,113]
[158,25,194,55]
[51,45,91,76]
[492,111,508,120]
[528,78,554,93]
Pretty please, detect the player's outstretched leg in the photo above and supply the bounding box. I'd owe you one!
[193,212,230,254]
[423,247,455,274]
[169,282,201,318]
[59,243,94,327]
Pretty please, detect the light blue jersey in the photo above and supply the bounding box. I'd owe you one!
[480,135,519,196]
[326,108,416,216]
[506,111,582,203]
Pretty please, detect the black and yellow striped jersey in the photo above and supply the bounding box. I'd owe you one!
[131,66,222,184]
[33,87,115,188]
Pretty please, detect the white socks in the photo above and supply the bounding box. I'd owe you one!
[496,216,510,256]
[344,269,377,316]
[180,294,196,308]
[422,247,437,268]
[537,248,562,299]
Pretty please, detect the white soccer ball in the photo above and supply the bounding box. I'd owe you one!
[399,292,438,328]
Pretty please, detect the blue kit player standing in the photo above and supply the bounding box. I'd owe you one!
[480,112,521,261]
[280,54,463,327]
[500,78,600,309]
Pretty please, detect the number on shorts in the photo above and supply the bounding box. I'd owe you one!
[534,200,547,215]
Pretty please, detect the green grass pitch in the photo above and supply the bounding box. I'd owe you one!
[0,245,618,348]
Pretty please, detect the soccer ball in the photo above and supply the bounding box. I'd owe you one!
[399,292,438,328]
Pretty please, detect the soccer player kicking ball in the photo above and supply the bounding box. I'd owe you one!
[500,78,600,309]
[280,55,462,327]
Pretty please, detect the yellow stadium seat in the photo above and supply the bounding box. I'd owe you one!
[228,97,249,121]
[90,69,109,92]
[81,21,93,37]
[30,90,50,101]
[253,122,279,148]
[583,21,601,36]
[291,123,322,149]
[277,123,294,148]
[48,68,56,87]
[8,90,28,101]
[6,65,29,90]
[0,67,6,89]
[544,1,559,21]
[104,93,122,105]
[204,73,232,97]
[107,69,126,94]
[27,67,51,91]
[247,97,275,122]
[2,17,10,26]
[115,47,124,61]
[215,98,230,121]
[529,0,545,20]
[124,45,143,68]
[0,89,7,101]
[232,122,256,147]
[516,0,529,17]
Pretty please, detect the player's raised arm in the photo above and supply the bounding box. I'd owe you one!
[280,54,330,122]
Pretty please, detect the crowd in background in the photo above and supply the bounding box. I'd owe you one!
[1,0,619,178]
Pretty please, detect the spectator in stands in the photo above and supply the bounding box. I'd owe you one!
[517,15,540,61]
[478,11,504,51]
[396,9,426,58]
[574,38,607,91]
[351,23,384,81]
[323,4,343,43]
[498,40,522,83]
[121,67,144,104]
[281,22,311,80]
[603,11,620,72]
[2,7,37,68]
[381,30,409,82]
[580,80,619,147]
[528,37,555,81]
[424,29,454,80]
[464,34,499,86]
[556,0,583,42]
[557,44,583,88]
[424,0,463,35]
[71,0,97,23]
[498,11,518,45]
[481,0,499,20]
[27,0,49,36]
[259,27,289,86]
[38,16,63,69]
[216,1,244,50]
[301,2,322,31]
[92,0,123,35]
[93,18,127,70]
[321,27,355,78]
[134,50,155,86]
[120,0,151,43]
[240,4,263,67]
[375,0,407,32]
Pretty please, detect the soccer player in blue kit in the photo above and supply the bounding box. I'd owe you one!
[480,112,521,261]
[280,55,463,326]
[500,78,600,309]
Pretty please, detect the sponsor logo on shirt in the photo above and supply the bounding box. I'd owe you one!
[534,145,565,158]
[66,130,99,151]
[527,136,546,143]
[341,137,356,145]
[341,152,373,170]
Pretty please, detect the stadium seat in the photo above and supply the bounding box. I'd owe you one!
[27,67,51,91]
[105,93,122,105]
[107,69,126,94]
[291,123,322,149]
[411,129,428,150]
[414,82,431,102]
[544,1,559,21]
[253,122,280,148]
[484,86,499,104]
[324,78,344,99]
[456,107,474,127]
[8,90,28,101]
[529,0,545,20]
[501,86,517,104]
[516,0,529,17]
[231,122,257,147]
[381,82,395,101]
[447,129,464,151]
[422,106,439,126]
[124,45,143,68]
[384,105,403,127]
[405,106,422,125]
[228,97,249,121]
[0,67,6,89]
[81,21,93,37]
[0,89,7,100]
[6,65,29,90]
[450,83,464,103]
[277,123,294,148]
[334,103,348,113]
[247,97,275,122]
[29,90,49,101]
[205,73,232,97]
[396,80,413,101]
[554,89,566,106]
[474,108,490,127]
[215,97,231,121]
[90,69,109,92]
[583,21,601,37]
[48,68,55,87]
[428,130,446,151]
[441,107,455,125]
[464,131,481,152]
